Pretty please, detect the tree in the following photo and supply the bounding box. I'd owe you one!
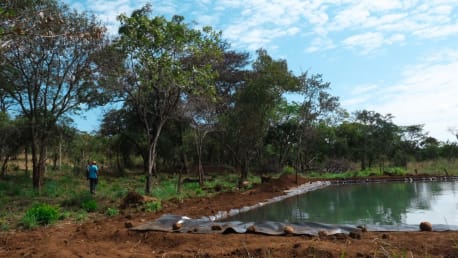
[223,49,297,180]
[293,73,343,172]
[0,0,109,189]
[353,110,400,170]
[113,5,223,194]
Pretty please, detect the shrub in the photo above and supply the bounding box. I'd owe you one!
[21,203,60,229]
[105,207,119,217]
[282,165,296,174]
[144,201,161,212]
[81,198,98,212]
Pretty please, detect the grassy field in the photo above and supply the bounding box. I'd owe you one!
[0,168,259,231]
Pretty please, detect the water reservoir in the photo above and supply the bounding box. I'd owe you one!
[227,181,458,230]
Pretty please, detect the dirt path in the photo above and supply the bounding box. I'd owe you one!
[1,174,458,257]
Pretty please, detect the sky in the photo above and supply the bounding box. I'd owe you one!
[66,0,458,142]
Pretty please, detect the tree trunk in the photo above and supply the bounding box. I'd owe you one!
[145,121,165,195]
[177,152,189,194]
[145,146,153,194]
[196,133,204,187]
[240,156,248,181]
[31,135,47,192]
[59,137,62,171]
[1,156,9,177]
[24,147,29,176]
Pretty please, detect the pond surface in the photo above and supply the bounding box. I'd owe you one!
[227,181,458,229]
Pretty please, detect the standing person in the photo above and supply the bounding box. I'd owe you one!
[88,161,99,194]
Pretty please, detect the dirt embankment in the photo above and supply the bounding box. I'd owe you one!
[1,174,458,257]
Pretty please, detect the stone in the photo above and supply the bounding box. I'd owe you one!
[172,222,183,230]
[419,221,432,231]
[283,225,294,234]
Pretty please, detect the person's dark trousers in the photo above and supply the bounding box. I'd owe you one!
[89,178,98,194]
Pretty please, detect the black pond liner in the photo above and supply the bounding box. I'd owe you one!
[131,177,458,235]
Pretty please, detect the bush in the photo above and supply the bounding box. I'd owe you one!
[21,203,61,229]
[81,198,98,212]
[282,165,296,174]
[105,207,119,217]
[144,201,161,212]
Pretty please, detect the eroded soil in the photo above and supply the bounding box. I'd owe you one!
[1,174,458,257]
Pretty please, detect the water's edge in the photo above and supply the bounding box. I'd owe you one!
[207,181,332,222]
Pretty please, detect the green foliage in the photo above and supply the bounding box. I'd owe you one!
[153,179,180,199]
[105,207,119,217]
[81,198,98,212]
[21,203,61,229]
[143,201,161,213]
[282,165,295,174]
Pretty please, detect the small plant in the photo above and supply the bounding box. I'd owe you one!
[282,165,295,174]
[21,203,61,229]
[144,201,161,212]
[81,198,98,212]
[105,207,119,217]
[195,188,203,196]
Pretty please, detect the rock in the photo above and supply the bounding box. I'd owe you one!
[419,221,432,231]
[247,225,256,233]
[283,225,294,234]
[172,222,183,231]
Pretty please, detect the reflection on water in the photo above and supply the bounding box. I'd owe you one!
[227,181,458,226]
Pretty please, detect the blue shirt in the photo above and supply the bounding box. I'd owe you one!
[88,164,98,179]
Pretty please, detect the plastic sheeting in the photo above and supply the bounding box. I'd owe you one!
[131,214,458,235]
[131,214,359,236]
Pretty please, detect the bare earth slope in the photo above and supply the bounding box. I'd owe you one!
[1,174,458,258]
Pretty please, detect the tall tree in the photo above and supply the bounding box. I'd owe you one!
[113,5,223,194]
[0,0,109,189]
[223,49,297,180]
[294,73,343,172]
[353,110,399,170]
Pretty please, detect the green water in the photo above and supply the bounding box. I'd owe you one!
[228,181,458,227]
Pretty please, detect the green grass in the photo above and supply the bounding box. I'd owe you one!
[105,207,119,216]
[0,168,249,230]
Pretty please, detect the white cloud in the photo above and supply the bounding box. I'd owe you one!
[342,32,384,53]
[307,1,458,54]
[344,49,458,141]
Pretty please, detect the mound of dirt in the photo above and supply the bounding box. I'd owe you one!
[119,191,158,209]
[259,173,308,192]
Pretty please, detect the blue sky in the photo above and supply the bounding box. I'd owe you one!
[67,0,458,142]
